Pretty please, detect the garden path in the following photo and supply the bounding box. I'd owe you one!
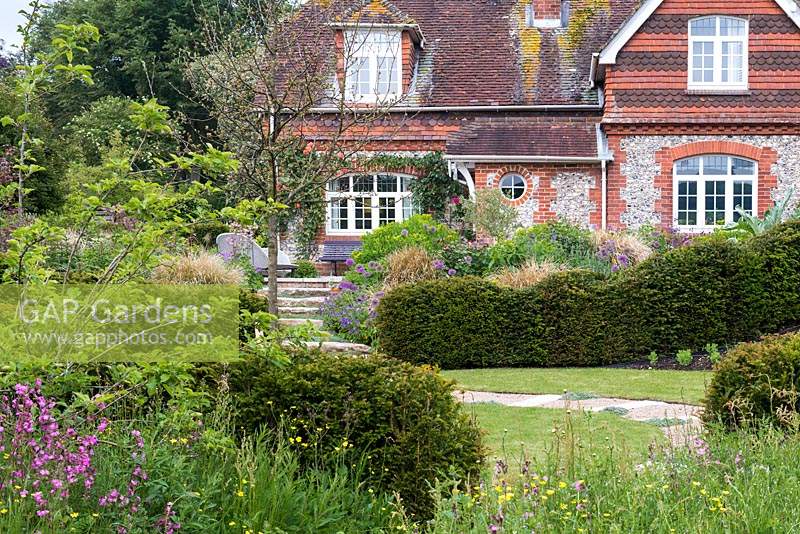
[455,390,702,446]
[267,277,372,354]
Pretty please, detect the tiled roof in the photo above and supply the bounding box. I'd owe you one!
[446,118,599,158]
[335,0,416,25]
[293,0,640,107]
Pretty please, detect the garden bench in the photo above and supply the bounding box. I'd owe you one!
[216,233,296,274]
[319,241,362,275]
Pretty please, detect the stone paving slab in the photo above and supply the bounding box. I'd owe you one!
[454,389,704,446]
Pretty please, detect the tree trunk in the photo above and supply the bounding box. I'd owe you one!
[267,213,279,316]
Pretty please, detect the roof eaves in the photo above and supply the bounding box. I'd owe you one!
[443,154,612,163]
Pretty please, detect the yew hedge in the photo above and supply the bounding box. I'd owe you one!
[375,221,800,369]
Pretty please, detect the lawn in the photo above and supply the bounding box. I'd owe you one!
[443,367,710,405]
[466,403,665,462]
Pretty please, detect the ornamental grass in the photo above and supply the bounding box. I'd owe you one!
[150,251,244,285]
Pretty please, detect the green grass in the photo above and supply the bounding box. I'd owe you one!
[443,367,711,405]
[418,428,800,532]
[466,403,665,462]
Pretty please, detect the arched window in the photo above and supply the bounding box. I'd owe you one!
[688,16,748,90]
[673,155,757,229]
[326,173,417,233]
[499,173,526,200]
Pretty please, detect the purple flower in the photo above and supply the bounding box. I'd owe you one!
[400,229,409,237]
[338,280,357,291]
[573,480,586,492]
[345,258,355,267]
[463,255,472,265]
[432,260,445,270]
[355,265,368,275]
[447,268,457,276]
[451,196,462,205]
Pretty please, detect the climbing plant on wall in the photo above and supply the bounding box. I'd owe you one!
[361,152,466,220]
[275,151,470,259]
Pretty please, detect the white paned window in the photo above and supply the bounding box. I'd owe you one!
[344,30,402,102]
[326,174,418,234]
[688,16,748,90]
[673,155,757,230]
[499,174,526,200]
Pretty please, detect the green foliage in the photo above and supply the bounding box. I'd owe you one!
[351,214,459,265]
[362,152,462,221]
[377,277,524,368]
[704,332,800,429]
[706,343,722,364]
[464,188,520,241]
[648,351,659,366]
[486,221,607,273]
[190,220,230,248]
[290,259,318,278]
[417,425,800,532]
[676,349,694,367]
[228,352,484,518]
[377,221,800,369]
[66,96,179,166]
[0,373,397,532]
[2,11,99,213]
[319,282,382,345]
[725,187,796,238]
[31,0,224,135]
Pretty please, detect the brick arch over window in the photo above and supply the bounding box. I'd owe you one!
[654,140,779,223]
[488,165,538,207]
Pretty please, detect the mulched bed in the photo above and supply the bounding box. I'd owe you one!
[611,326,800,371]
[607,352,714,371]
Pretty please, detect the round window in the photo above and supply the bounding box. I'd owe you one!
[499,174,526,200]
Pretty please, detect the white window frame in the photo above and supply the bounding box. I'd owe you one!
[344,29,402,103]
[672,155,758,231]
[498,173,527,201]
[687,16,749,91]
[326,173,416,235]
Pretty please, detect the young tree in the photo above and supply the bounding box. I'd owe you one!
[190,0,405,314]
[1,1,98,213]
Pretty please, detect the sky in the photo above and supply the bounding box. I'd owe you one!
[1,0,42,49]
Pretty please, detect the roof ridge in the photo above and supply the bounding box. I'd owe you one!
[338,0,417,26]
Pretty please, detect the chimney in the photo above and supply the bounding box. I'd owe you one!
[526,0,569,29]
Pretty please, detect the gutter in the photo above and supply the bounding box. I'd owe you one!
[305,103,602,114]
[443,154,612,164]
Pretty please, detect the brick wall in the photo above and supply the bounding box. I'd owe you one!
[533,0,562,20]
[474,162,603,228]
[604,0,800,124]
[606,133,784,229]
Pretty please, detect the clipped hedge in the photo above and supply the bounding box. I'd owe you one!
[228,352,484,518]
[704,332,800,429]
[376,221,800,369]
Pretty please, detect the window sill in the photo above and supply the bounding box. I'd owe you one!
[685,88,750,96]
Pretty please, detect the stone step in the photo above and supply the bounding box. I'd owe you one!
[275,277,342,289]
[278,296,326,307]
[278,317,324,328]
[265,286,331,298]
[278,306,319,316]
[303,341,371,354]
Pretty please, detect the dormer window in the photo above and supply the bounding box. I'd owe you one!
[688,16,748,90]
[344,29,402,102]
